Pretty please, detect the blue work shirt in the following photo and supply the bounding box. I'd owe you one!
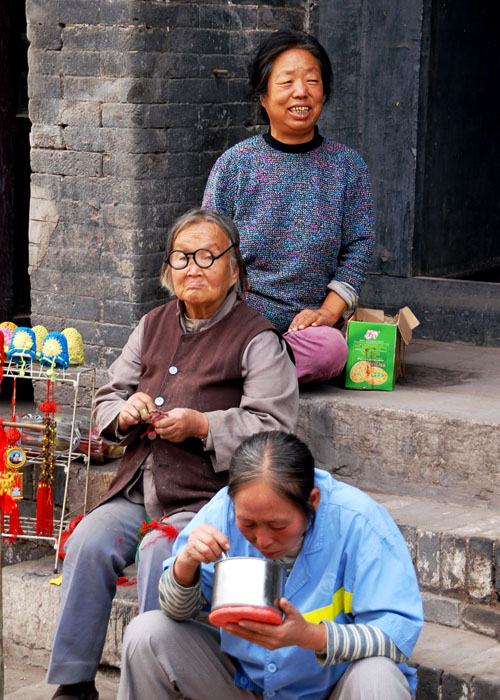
[165,469,423,700]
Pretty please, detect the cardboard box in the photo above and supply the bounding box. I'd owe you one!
[345,306,419,391]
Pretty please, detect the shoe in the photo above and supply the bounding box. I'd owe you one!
[51,680,99,700]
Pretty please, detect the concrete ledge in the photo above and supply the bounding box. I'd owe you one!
[369,492,500,635]
[297,339,500,508]
[2,557,137,668]
[412,622,500,700]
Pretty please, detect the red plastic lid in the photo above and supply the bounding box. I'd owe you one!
[209,605,282,627]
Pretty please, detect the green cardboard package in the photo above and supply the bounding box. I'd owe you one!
[345,307,419,391]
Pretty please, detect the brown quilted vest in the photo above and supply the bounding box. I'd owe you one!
[103,299,279,514]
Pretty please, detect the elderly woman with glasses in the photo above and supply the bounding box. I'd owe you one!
[203,30,375,383]
[46,209,298,700]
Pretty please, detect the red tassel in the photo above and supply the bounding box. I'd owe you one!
[8,500,24,541]
[36,482,54,537]
[136,517,178,560]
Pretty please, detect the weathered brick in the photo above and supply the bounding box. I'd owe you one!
[28,47,62,75]
[473,677,500,700]
[62,126,167,154]
[102,153,170,179]
[416,530,441,590]
[102,301,144,327]
[27,0,100,25]
[170,28,231,55]
[257,6,306,30]
[462,603,500,640]
[414,665,441,700]
[166,176,204,205]
[441,534,466,593]
[101,252,163,278]
[398,523,416,563]
[468,538,493,601]
[59,101,102,127]
[28,74,62,100]
[102,203,169,229]
[62,25,168,52]
[168,77,228,104]
[30,149,102,177]
[200,54,249,80]
[99,1,198,29]
[421,592,461,628]
[200,6,257,31]
[64,76,168,104]
[441,672,473,700]
[26,21,63,50]
[61,49,101,77]
[29,99,63,125]
[167,127,204,153]
[33,292,101,322]
[30,124,65,150]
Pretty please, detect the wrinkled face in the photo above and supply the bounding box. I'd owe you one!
[171,222,239,319]
[233,480,320,560]
[260,48,324,144]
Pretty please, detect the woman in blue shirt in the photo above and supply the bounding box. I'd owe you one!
[118,432,422,700]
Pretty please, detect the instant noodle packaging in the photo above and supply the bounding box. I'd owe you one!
[345,306,419,391]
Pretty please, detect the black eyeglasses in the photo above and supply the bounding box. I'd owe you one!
[165,244,236,270]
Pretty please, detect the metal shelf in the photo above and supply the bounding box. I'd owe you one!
[2,362,96,572]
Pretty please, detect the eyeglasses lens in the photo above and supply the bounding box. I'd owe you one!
[168,249,215,269]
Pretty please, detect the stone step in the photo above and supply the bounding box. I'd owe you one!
[3,558,500,700]
[368,491,500,639]
[69,477,500,638]
[297,338,500,509]
[412,622,500,700]
[2,557,138,670]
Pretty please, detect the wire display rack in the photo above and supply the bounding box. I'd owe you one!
[1,361,96,572]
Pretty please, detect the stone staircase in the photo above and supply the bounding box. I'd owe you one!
[2,338,500,699]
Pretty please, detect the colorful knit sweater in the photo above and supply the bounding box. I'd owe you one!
[202,131,375,333]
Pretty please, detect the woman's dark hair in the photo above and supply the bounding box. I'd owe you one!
[228,431,317,525]
[248,30,333,123]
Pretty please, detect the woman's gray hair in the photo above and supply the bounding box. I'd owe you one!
[228,431,317,526]
[160,208,248,298]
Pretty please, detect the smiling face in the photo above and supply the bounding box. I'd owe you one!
[260,47,324,144]
[233,479,320,560]
[170,221,239,319]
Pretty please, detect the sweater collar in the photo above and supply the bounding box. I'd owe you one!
[263,126,323,154]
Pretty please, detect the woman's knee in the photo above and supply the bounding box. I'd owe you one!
[285,325,348,382]
[334,658,411,700]
[123,611,168,651]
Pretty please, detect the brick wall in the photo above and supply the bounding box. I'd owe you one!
[26,0,316,376]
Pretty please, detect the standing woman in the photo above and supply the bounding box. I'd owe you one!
[203,30,375,383]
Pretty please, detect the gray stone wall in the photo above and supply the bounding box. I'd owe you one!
[26,0,315,374]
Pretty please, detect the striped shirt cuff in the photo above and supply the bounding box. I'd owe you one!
[316,621,408,666]
[158,564,202,620]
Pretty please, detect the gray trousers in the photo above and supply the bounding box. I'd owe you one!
[46,497,193,685]
[118,611,412,700]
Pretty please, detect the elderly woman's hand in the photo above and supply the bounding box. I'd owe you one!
[224,598,327,652]
[152,408,209,443]
[117,392,156,433]
[173,524,230,587]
